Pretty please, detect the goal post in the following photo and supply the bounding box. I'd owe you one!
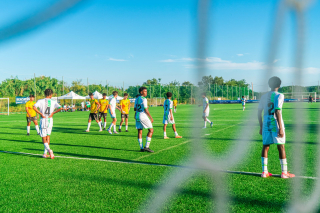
[282,92,317,102]
[0,98,9,115]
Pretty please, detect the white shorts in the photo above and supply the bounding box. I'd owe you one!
[108,109,116,118]
[136,114,153,129]
[39,118,53,138]
[202,111,209,117]
[163,114,175,125]
[262,131,285,145]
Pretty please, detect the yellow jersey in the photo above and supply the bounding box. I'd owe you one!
[99,99,109,113]
[26,101,37,117]
[173,100,178,106]
[120,99,130,114]
[90,99,99,113]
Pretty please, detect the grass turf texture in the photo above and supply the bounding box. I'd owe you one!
[0,103,319,212]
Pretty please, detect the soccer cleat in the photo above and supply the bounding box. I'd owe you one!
[113,131,119,134]
[49,150,54,159]
[144,147,154,153]
[164,136,170,139]
[107,129,112,134]
[210,122,213,128]
[118,128,122,132]
[103,127,106,130]
[281,172,295,179]
[99,129,102,132]
[126,130,129,132]
[261,172,272,178]
[175,135,182,138]
[37,132,40,135]
[85,130,89,132]
[42,154,49,158]
[140,149,145,152]
[27,133,30,136]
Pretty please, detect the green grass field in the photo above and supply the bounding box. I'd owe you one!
[0,103,319,212]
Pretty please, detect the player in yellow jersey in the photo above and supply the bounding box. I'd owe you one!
[173,98,178,113]
[119,93,131,132]
[85,93,102,132]
[25,94,40,135]
[99,93,109,130]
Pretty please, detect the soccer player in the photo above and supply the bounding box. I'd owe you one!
[81,101,85,111]
[99,93,109,130]
[33,89,63,159]
[199,93,213,128]
[119,93,130,132]
[241,96,246,111]
[258,76,295,179]
[134,87,154,152]
[107,91,120,134]
[86,100,91,111]
[85,93,102,132]
[308,95,313,104]
[163,92,182,139]
[25,94,40,135]
[173,98,178,113]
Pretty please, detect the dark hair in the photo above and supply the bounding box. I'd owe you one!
[29,94,35,98]
[112,91,118,95]
[202,92,206,96]
[124,93,128,96]
[102,93,107,96]
[44,89,53,97]
[242,96,244,98]
[136,94,140,98]
[166,92,172,98]
[139,87,147,94]
[89,93,93,96]
[268,76,281,89]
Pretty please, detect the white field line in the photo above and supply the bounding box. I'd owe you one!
[0,150,316,180]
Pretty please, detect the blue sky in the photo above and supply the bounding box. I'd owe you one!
[0,0,320,91]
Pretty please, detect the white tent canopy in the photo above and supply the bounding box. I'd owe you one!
[58,91,86,100]
[86,91,103,99]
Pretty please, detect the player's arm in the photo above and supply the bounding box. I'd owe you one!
[144,108,153,123]
[258,109,263,135]
[170,108,173,120]
[25,106,32,117]
[275,110,284,138]
[33,106,45,118]
[108,104,113,115]
[49,107,63,118]
[95,101,101,113]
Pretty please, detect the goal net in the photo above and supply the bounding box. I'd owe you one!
[282,92,317,102]
[0,98,9,115]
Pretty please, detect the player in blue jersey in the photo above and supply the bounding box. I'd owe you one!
[163,92,182,139]
[258,76,295,179]
[241,96,246,111]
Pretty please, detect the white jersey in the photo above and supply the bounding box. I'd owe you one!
[163,99,173,119]
[134,96,148,121]
[34,98,61,130]
[203,97,209,112]
[81,102,84,108]
[258,91,285,133]
[109,96,117,114]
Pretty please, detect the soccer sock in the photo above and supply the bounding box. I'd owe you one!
[44,148,48,155]
[104,122,107,128]
[119,126,122,129]
[87,123,91,130]
[108,123,113,130]
[113,124,117,132]
[35,125,39,133]
[206,119,211,123]
[44,143,51,152]
[27,126,30,134]
[138,138,143,149]
[174,131,178,136]
[204,121,206,127]
[126,125,128,130]
[261,157,268,173]
[145,137,151,148]
[164,132,167,137]
[280,158,288,173]
[98,122,102,130]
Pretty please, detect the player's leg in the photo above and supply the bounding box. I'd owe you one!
[27,119,31,135]
[144,128,154,152]
[113,118,118,133]
[163,124,169,139]
[261,145,270,177]
[172,124,182,138]
[107,114,114,134]
[119,116,124,132]
[138,129,144,151]
[86,115,92,132]
[103,115,107,130]
[277,144,294,178]
[95,116,102,131]
[202,116,207,128]
[33,120,40,135]
[125,117,129,132]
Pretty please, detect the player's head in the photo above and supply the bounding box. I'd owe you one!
[268,76,281,89]
[103,93,107,99]
[175,98,177,100]
[89,93,93,99]
[124,93,128,99]
[44,89,53,98]
[166,92,172,99]
[242,96,244,98]
[139,87,147,97]
[112,91,118,98]
[29,94,35,101]
[202,92,206,98]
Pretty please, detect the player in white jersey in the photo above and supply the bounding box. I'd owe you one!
[134,87,154,152]
[258,76,295,179]
[199,93,213,128]
[163,92,182,139]
[241,96,246,111]
[33,89,63,159]
[107,91,121,134]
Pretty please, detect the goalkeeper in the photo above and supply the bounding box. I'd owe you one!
[119,93,131,132]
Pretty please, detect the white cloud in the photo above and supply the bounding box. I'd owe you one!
[160,59,176,62]
[237,54,244,56]
[108,58,127,61]
[273,59,280,63]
